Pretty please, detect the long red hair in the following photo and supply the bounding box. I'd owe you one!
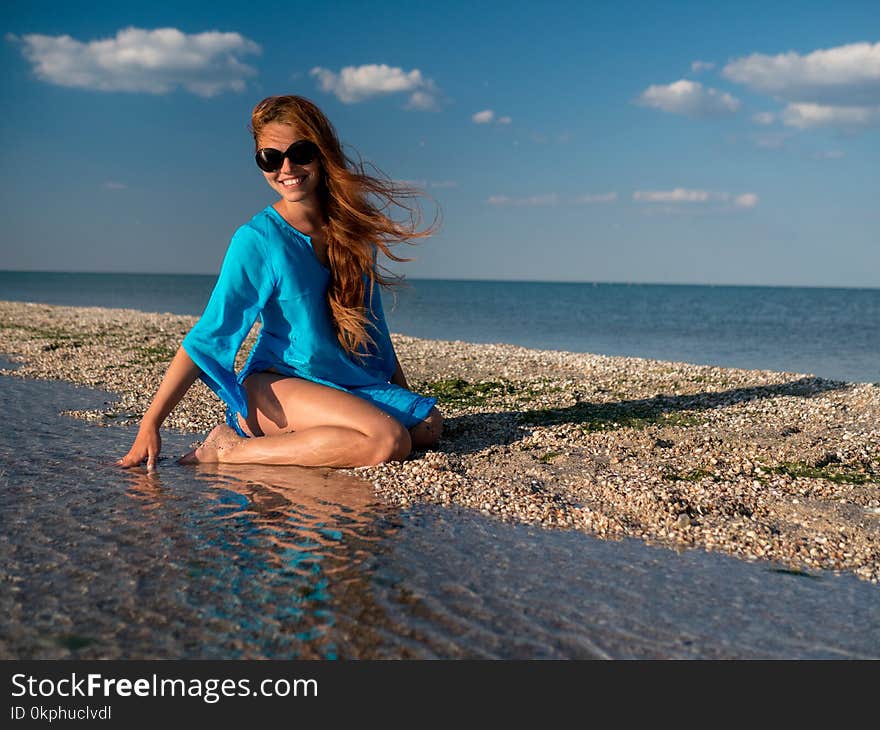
[249,95,439,361]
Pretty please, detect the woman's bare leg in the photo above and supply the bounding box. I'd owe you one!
[178,373,412,467]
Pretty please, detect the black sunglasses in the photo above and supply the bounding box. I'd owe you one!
[254,140,320,173]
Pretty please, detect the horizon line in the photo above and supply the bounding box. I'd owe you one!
[1,269,879,292]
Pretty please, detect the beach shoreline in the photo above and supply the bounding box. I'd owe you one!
[2,298,879,583]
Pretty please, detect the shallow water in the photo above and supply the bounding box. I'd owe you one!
[1,361,878,659]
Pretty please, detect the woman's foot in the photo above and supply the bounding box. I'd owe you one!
[177,424,244,464]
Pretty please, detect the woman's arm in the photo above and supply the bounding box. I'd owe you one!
[116,346,201,469]
[117,227,273,469]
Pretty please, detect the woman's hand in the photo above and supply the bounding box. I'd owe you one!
[116,422,162,470]
[114,346,201,469]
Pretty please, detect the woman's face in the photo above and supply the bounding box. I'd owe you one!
[256,122,323,205]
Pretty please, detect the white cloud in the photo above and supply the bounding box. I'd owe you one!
[485,189,754,210]
[636,79,740,118]
[309,63,439,109]
[781,101,880,130]
[734,193,759,208]
[634,188,758,209]
[472,109,511,125]
[103,181,127,190]
[752,111,776,125]
[813,150,846,159]
[691,60,716,73]
[722,41,880,106]
[9,27,260,96]
[487,194,560,206]
[633,188,711,203]
[405,89,438,110]
[574,192,618,204]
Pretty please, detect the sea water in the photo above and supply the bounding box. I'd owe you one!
[1,271,878,383]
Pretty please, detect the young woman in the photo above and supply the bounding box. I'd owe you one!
[116,95,443,470]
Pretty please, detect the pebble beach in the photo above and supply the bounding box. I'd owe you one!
[2,299,879,584]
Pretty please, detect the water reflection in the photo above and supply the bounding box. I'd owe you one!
[123,468,168,509]
[119,463,403,659]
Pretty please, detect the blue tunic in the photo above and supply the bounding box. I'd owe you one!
[182,204,436,431]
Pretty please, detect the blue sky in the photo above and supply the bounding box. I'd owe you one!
[1,0,878,286]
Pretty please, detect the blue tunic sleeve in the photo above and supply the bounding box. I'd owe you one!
[181,226,276,420]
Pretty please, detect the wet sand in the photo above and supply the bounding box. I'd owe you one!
[2,299,879,584]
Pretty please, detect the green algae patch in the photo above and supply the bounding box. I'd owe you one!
[132,344,177,365]
[423,377,524,406]
[663,467,716,483]
[0,323,88,352]
[763,461,876,485]
[519,400,706,432]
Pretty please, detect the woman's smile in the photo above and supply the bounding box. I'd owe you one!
[279,174,308,188]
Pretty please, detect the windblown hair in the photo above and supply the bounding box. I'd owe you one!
[249,95,439,362]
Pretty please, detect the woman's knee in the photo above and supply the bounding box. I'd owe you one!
[366,418,412,465]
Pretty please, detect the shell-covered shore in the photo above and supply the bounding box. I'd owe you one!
[2,299,879,583]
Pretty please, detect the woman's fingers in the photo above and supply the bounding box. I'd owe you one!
[117,426,161,469]
[116,453,137,468]
[116,449,148,468]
